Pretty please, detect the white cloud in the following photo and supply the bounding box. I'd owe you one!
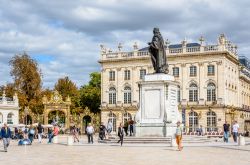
[0,0,250,88]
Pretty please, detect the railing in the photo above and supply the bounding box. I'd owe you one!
[182,126,224,136]
[106,52,118,58]
[102,44,237,60]
[137,51,149,56]
[204,45,218,51]
[242,104,250,111]
[186,47,200,52]
[169,48,183,54]
[121,52,134,57]
[0,100,16,105]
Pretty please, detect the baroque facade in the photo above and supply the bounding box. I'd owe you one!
[99,34,250,134]
[0,91,19,125]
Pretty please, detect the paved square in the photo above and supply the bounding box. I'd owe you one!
[0,137,250,165]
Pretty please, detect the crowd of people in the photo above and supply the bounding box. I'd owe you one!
[0,119,245,152]
[0,123,60,151]
[175,120,242,151]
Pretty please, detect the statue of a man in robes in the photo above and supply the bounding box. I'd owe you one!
[148,28,169,74]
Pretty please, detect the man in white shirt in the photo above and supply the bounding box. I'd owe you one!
[232,121,239,143]
[86,123,94,144]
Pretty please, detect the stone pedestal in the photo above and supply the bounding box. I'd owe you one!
[135,73,181,137]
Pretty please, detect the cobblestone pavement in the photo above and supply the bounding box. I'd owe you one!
[0,137,249,165]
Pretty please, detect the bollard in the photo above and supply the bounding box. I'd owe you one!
[171,136,177,147]
[53,136,58,144]
[67,136,73,146]
[238,135,245,146]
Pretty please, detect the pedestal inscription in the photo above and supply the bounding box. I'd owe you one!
[135,73,181,137]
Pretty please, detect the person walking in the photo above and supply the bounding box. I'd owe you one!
[28,124,35,144]
[117,123,124,146]
[72,125,80,143]
[48,127,53,144]
[37,123,44,143]
[99,122,106,140]
[106,120,112,136]
[232,121,239,143]
[1,123,11,152]
[223,121,230,143]
[129,119,134,136]
[175,121,183,151]
[48,124,59,144]
[86,123,94,144]
[123,119,128,136]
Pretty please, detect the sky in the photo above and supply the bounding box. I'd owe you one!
[1,0,250,88]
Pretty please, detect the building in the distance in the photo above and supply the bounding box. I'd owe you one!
[99,34,250,134]
[0,91,19,125]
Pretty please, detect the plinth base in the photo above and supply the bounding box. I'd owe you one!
[136,123,176,137]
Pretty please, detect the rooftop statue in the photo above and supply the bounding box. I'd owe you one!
[148,28,169,74]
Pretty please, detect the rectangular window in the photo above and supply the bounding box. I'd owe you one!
[190,66,197,77]
[189,90,198,102]
[140,69,146,79]
[173,67,179,77]
[124,70,130,80]
[109,71,115,81]
[124,92,131,104]
[208,65,215,76]
[109,93,116,104]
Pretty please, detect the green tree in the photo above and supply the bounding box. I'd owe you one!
[79,72,101,113]
[54,76,79,108]
[9,52,43,114]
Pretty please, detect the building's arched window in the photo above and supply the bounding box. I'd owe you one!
[189,111,198,132]
[7,113,13,124]
[189,83,198,102]
[177,85,181,103]
[123,112,132,123]
[109,87,116,104]
[207,83,216,101]
[0,113,3,124]
[207,111,217,132]
[124,86,132,104]
[108,112,117,132]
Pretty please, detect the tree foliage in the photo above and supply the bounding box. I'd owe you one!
[0,83,15,97]
[9,52,43,114]
[54,76,79,108]
[79,72,101,114]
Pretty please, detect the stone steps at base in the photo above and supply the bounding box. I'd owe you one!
[99,136,216,144]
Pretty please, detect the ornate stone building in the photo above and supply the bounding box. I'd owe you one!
[0,91,19,125]
[99,34,250,134]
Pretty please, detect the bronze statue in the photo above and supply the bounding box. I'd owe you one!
[148,28,168,73]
